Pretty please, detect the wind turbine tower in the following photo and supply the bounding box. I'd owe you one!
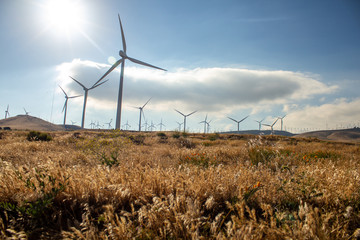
[158,119,165,131]
[227,115,249,133]
[176,121,183,131]
[263,118,279,135]
[200,114,211,134]
[175,109,197,132]
[135,98,151,131]
[95,14,166,130]
[4,105,10,119]
[255,118,265,131]
[59,86,82,127]
[278,115,286,131]
[70,76,108,128]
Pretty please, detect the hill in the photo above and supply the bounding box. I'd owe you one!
[296,128,360,142]
[222,130,295,137]
[0,115,66,131]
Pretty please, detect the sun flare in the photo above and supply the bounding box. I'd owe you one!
[43,0,85,34]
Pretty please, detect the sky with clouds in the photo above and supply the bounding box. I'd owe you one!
[0,0,359,132]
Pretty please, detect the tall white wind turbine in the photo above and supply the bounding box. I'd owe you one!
[59,86,82,127]
[227,115,249,133]
[158,119,165,131]
[199,114,211,134]
[278,115,286,131]
[176,121,183,131]
[135,98,151,131]
[105,119,113,129]
[95,14,166,130]
[70,76,108,128]
[263,118,279,135]
[175,109,197,132]
[4,105,10,119]
[255,118,265,131]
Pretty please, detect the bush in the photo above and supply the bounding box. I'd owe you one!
[27,131,52,141]
[172,132,181,139]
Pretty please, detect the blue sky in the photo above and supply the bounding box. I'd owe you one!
[1,0,359,132]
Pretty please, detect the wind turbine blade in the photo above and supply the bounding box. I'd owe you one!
[69,76,86,89]
[174,109,185,116]
[239,115,249,123]
[186,110,197,117]
[118,14,126,53]
[142,97,152,108]
[127,56,166,71]
[69,95,82,99]
[59,85,67,96]
[227,117,238,123]
[95,59,123,86]
[272,118,279,126]
[91,79,109,89]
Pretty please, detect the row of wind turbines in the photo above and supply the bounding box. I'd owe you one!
[59,14,166,129]
[58,14,287,134]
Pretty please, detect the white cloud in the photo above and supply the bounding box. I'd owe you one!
[55,59,337,116]
[285,98,360,130]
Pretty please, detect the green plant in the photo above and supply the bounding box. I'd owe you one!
[99,151,120,167]
[0,169,69,223]
[129,135,145,145]
[207,133,220,141]
[172,131,181,139]
[157,132,167,137]
[27,131,52,142]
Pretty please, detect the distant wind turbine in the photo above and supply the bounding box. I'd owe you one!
[175,109,197,132]
[71,120,76,125]
[135,98,151,131]
[263,118,279,134]
[95,14,166,130]
[105,119,113,129]
[59,86,82,127]
[70,76,108,128]
[254,118,265,131]
[90,121,95,129]
[278,115,286,131]
[123,120,131,130]
[227,115,249,133]
[176,121,183,131]
[199,114,211,134]
[23,108,30,116]
[4,105,10,119]
[158,119,165,131]
[149,121,156,131]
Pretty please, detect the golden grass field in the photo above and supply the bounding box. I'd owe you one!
[0,130,359,239]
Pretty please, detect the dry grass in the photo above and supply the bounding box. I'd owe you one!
[0,130,359,239]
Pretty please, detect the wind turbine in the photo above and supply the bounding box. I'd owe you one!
[278,115,286,131]
[90,121,95,129]
[123,120,131,130]
[149,121,156,131]
[59,86,82,127]
[158,119,165,131]
[227,115,249,133]
[176,121,183,131]
[135,98,151,131]
[199,114,211,134]
[254,118,265,131]
[69,76,108,128]
[175,109,197,132]
[23,108,30,116]
[263,118,279,135]
[105,119,113,129]
[95,14,166,130]
[4,105,10,119]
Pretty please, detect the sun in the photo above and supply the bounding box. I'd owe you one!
[42,0,85,35]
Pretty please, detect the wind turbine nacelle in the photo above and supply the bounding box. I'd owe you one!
[119,50,126,58]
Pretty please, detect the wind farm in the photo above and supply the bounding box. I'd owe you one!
[1,3,360,238]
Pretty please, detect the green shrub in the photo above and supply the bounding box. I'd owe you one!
[129,135,145,145]
[27,131,52,141]
[172,132,181,139]
[157,132,167,137]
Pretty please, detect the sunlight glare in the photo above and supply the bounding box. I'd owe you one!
[43,0,85,34]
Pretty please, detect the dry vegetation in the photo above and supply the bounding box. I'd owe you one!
[0,130,359,239]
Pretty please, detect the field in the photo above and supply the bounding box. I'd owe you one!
[0,130,359,239]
